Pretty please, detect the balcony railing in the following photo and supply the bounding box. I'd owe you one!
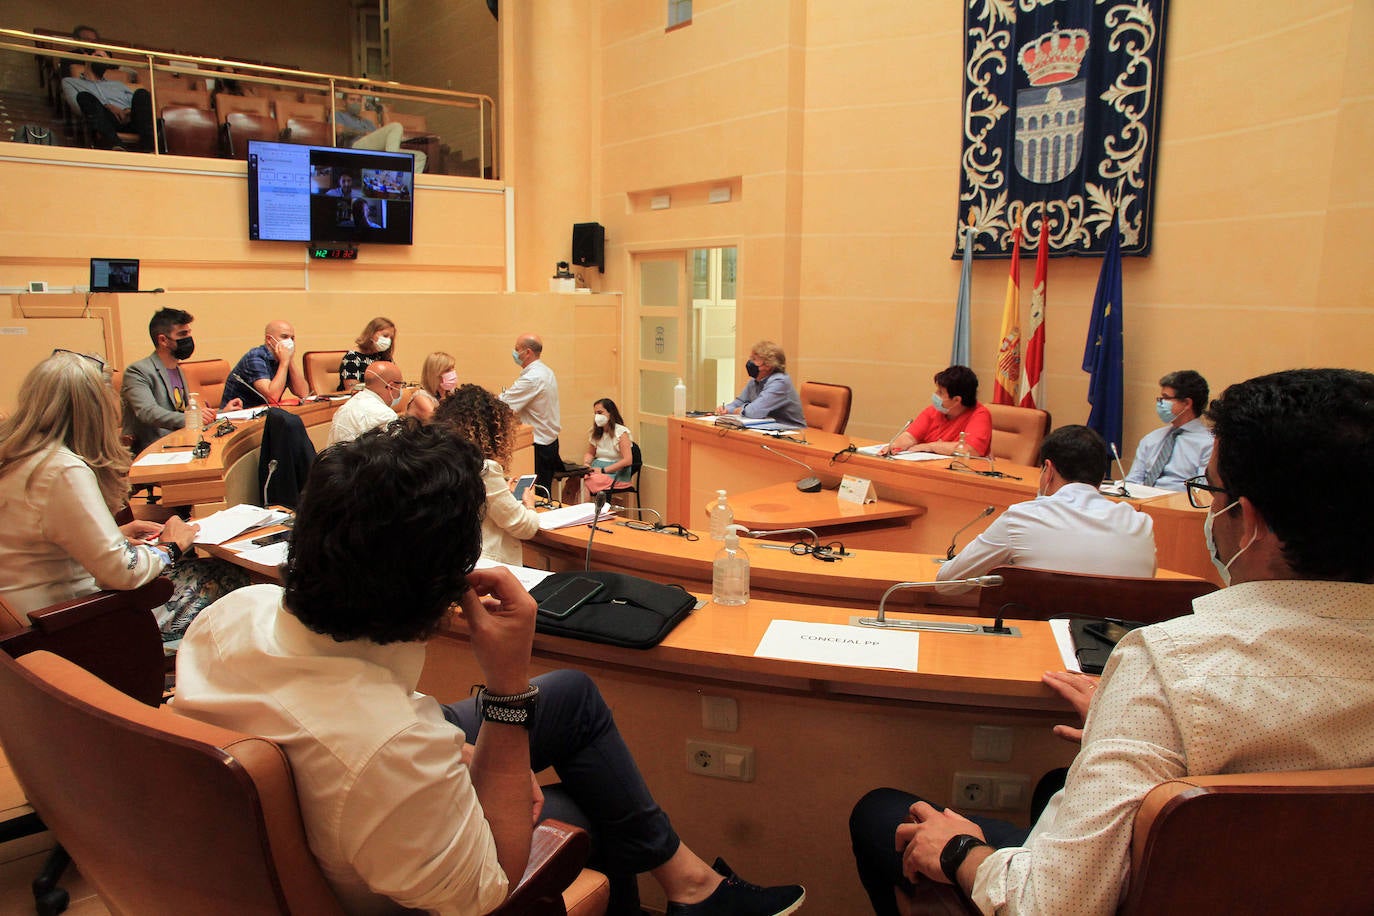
[0,27,497,179]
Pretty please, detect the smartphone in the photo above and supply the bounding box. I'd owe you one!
[513,474,537,501]
[251,529,291,547]
[537,577,604,619]
[1083,619,1133,645]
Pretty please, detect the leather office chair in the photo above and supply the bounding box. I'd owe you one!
[984,403,1051,466]
[976,566,1216,626]
[799,381,853,434]
[906,767,1374,916]
[161,106,220,158]
[302,349,347,395]
[179,357,231,409]
[0,650,610,916]
[225,111,282,158]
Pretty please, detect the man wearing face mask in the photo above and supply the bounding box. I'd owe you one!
[934,424,1155,594]
[1123,369,1214,491]
[328,360,404,446]
[715,340,806,428]
[852,368,1374,916]
[500,333,561,497]
[121,308,245,453]
[222,319,309,407]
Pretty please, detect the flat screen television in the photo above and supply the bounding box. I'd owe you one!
[247,140,415,245]
[90,257,140,292]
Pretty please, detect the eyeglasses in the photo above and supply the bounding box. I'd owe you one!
[1184,475,1234,509]
[52,348,107,371]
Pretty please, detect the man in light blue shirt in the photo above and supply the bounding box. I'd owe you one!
[59,26,154,151]
[1125,369,1214,491]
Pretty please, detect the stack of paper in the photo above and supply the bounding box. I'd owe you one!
[854,445,948,462]
[474,558,555,590]
[192,505,292,545]
[1099,480,1173,500]
[236,541,290,567]
[537,504,617,530]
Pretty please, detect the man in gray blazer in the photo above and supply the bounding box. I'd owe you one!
[121,308,242,454]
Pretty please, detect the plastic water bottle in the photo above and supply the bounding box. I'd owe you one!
[709,489,733,541]
[951,431,971,462]
[712,525,750,606]
[186,392,202,432]
[673,377,687,418]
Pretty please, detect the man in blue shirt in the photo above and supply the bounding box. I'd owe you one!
[716,340,806,428]
[1124,369,1214,492]
[60,25,155,151]
[222,320,309,406]
[332,92,427,173]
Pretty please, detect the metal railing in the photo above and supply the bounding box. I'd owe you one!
[0,27,497,179]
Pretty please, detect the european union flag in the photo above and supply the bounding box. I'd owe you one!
[1082,212,1124,452]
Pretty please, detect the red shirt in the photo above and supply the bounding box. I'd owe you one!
[903,403,992,456]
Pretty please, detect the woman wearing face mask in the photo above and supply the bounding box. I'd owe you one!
[406,351,457,423]
[432,385,539,565]
[338,317,397,392]
[581,398,633,495]
[714,339,806,427]
[879,364,993,457]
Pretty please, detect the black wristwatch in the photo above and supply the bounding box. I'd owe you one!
[940,833,990,886]
[162,542,183,564]
[477,684,540,729]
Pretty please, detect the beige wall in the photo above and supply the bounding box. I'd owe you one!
[5,0,351,74]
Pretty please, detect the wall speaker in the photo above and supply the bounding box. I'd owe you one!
[571,222,605,273]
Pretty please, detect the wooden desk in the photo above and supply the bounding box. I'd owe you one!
[1137,490,1221,585]
[726,482,925,545]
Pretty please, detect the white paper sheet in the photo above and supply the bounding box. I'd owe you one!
[235,541,290,567]
[191,505,290,545]
[854,445,948,461]
[754,619,920,672]
[215,408,262,421]
[132,451,195,467]
[1049,618,1084,673]
[537,504,617,530]
[1099,480,1174,500]
[474,558,555,591]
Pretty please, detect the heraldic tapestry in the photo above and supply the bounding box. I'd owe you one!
[957,0,1169,257]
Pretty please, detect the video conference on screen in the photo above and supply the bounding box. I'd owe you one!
[249,142,415,245]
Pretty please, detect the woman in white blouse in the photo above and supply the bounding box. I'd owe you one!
[580,397,634,487]
[0,351,243,643]
[432,384,538,565]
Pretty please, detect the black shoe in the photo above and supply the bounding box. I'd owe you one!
[664,858,804,915]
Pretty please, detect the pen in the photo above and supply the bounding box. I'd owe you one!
[162,445,195,450]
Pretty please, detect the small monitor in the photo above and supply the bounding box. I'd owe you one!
[90,258,140,292]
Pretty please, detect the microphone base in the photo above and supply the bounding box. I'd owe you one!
[853,616,1021,637]
[795,476,823,493]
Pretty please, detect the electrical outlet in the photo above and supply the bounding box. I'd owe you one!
[685,740,755,781]
[953,772,1029,811]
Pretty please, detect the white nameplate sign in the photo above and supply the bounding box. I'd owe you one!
[754,620,919,672]
[838,474,876,504]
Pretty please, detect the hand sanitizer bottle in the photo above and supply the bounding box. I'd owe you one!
[709,489,733,540]
[712,524,750,606]
[186,391,202,432]
[951,431,971,462]
[673,378,687,418]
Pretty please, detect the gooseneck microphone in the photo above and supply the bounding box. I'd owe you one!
[942,505,996,560]
[584,491,611,571]
[882,419,913,458]
[231,371,271,406]
[262,459,278,508]
[857,575,1007,632]
[616,506,665,525]
[1108,443,1131,497]
[760,443,823,492]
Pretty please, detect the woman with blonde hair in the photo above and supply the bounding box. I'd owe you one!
[406,351,457,423]
[0,351,248,646]
[432,384,539,565]
[338,316,397,390]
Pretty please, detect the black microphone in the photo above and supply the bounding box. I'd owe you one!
[262,458,278,508]
[231,371,270,406]
[584,491,610,571]
[760,443,823,492]
[943,505,996,561]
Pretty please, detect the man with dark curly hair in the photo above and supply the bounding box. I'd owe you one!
[174,420,805,916]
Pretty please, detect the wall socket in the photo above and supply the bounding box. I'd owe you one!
[952,771,1030,811]
[685,740,755,782]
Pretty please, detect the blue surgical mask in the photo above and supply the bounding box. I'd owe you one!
[1202,499,1256,587]
[931,392,950,415]
[511,348,523,367]
[1155,398,1176,424]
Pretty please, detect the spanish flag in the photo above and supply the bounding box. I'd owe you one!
[1019,216,1048,409]
[993,224,1022,405]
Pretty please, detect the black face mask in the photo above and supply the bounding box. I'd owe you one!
[746,360,760,379]
[170,336,195,360]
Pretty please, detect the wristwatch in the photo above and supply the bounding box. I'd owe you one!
[477,684,540,729]
[161,542,183,564]
[940,833,990,886]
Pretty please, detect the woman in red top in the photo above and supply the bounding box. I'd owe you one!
[879,365,993,456]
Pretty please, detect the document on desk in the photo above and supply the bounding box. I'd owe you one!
[853,445,947,461]
[474,557,555,591]
[1049,619,1083,673]
[215,408,262,422]
[190,505,290,545]
[537,504,617,530]
[236,541,290,568]
[754,620,920,672]
[1099,480,1173,500]
[132,451,196,467]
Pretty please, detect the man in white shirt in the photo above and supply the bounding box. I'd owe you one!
[852,368,1374,916]
[936,424,1156,593]
[327,361,402,445]
[500,333,561,496]
[1124,369,1214,492]
[174,421,805,916]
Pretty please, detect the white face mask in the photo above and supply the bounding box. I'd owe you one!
[1203,498,1257,586]
[270,335,295,352]
[374,335,392,351]
[594,413,610,428]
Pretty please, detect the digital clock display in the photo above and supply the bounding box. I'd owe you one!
[310,246,358,260]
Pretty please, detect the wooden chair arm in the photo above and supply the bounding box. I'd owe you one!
[25,579,174,634]
[491,819,592,916]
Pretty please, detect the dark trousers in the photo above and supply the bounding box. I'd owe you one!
[76,87,154,150]
[443,669,679,915]
[533,439,562,500]
[849,770,1067,916]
